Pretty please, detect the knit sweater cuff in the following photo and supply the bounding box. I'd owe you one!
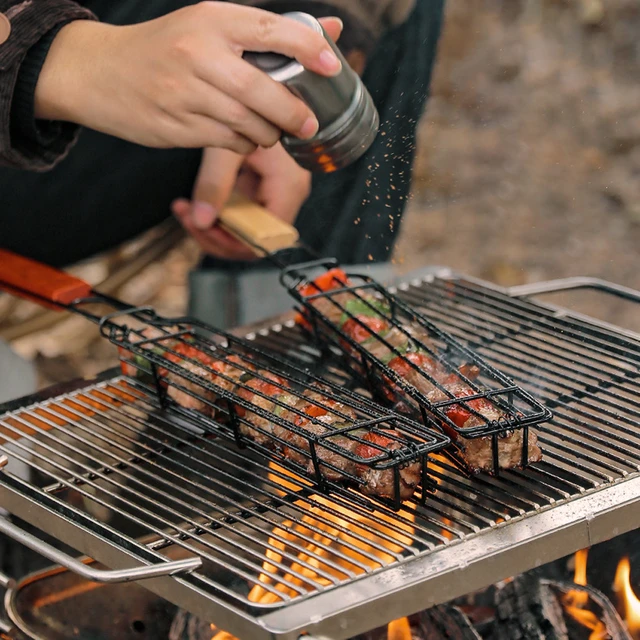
[10,22,75,156]
[0,0,97,171]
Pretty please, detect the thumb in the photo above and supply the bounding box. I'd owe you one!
[191,148,245,227]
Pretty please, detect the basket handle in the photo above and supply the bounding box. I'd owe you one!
[218,193,299,255]
[0,250,92,308]
[0,513,201,584]
[508,277,640,304]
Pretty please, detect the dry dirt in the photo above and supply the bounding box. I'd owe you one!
[2,0,639,386]
[395,0,640,333]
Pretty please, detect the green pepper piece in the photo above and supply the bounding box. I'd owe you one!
[338,298,391,327]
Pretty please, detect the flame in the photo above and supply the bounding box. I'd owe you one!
[562,548,608,640]
[387,616,412,640]
[209,462,417,640]
[441,516,454,541]
[614,557,640,639]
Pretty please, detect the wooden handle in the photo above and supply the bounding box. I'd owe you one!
[218,194,299,255]
[0,250,92,308]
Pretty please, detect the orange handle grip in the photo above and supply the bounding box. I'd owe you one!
[0,250,92,308]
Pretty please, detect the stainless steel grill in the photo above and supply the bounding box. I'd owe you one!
[1,268,639,640]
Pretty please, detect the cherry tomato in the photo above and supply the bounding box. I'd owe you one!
[444,389,493,428]
[250,374,288,397]
[342,315,389,344]
[297,268,350,297]
[354,431,394,473]
[304,405,328,418]
[387,352,436,378]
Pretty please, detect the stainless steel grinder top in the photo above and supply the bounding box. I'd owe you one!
[243,12,380,173]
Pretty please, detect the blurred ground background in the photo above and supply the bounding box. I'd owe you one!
[2,0,639,388]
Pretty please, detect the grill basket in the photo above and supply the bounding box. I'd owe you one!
[281,259,552,474]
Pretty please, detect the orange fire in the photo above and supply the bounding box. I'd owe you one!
[210,462,417,640]
[614,557,640,639]
[563,548,608,640]
[387,615,412,640]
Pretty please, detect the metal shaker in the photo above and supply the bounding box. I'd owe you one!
[243,12,380,173]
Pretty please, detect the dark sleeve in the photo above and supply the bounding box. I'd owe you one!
[0,1,97,172]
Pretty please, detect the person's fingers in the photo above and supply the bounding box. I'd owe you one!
[166,113,258,154]
[197,57,318,140]
[318,17,343,43]
[222,8,342,76]
[241,143,311,223]
[173,201,257,259]
[171,198,191,218]
[187,82,281,148]
[257,165,310,224]
[199,226,258,260]
[193,148,245,214]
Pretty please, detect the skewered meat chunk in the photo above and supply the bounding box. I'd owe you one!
[159,342,218,416]
[118,325,182,378]
[387,352,449,400]
[297,268,543,473]
[439,377,541,472]
[456,429,541,473]
[235,372,288,445]
[355,430,421,500]
[271,393,359,478]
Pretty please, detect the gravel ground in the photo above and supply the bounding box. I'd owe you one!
[394,0,640,333]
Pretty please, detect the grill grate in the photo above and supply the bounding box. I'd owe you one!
[0,272,639,639]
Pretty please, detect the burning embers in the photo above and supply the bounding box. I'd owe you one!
[172,461,640,640]
[563,548,608,639]
[562,548,640,640]
[614,558,640,639]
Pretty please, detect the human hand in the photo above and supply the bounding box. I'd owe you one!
[34,4,343,154]
[171,143,311,260]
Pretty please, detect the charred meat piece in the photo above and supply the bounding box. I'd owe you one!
[455,428,541,473]
[158,342,218,416]
[271,393,360,480]
[355,430,421,500]
[210,355,255,394]
[235,372,289,446]
[118,325,183,378]
[437,377,541,472]
[386,352,449,401]
[296,268,353,328]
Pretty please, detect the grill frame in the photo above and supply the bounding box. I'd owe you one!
[0,267,639,640]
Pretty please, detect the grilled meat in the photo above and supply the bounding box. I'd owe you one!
[235,371,287,446]
[297,268,542,473]
[159,342,218,416]
[272,392,360,481]
[118,326,182,379]
[355,430,421,500]
[123,338,424,503]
